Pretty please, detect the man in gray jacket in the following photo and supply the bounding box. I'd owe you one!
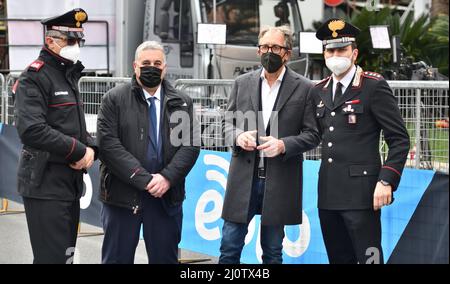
[220,26,320,264]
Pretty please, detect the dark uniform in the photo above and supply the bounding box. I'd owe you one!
[311,19,410,264]
[14,8,97,264]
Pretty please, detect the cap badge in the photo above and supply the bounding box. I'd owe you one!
[328,20,345,38]
[75,11,87,28]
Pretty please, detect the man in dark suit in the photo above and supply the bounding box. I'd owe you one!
[311,19,410,264]
[97,41,199,264]
[220,25,320,264]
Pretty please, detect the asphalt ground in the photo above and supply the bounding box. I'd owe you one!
[0,200,218,264]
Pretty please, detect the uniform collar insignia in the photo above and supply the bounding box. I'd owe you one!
[352,66,364,88]
[323,77,332,89]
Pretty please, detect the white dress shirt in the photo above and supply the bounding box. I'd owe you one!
[260,66,286,130]
[332,65,356,101]
[143,86,162,143]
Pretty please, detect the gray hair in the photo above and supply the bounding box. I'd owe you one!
[45,30,67,38]
[258,25,293,50]
[135,41,166,63]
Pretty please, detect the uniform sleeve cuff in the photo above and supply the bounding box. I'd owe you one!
[378,166,402,191]
[66,138,86,163]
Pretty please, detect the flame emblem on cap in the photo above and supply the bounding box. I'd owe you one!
[75,11,87,28]
[328,20,345,38]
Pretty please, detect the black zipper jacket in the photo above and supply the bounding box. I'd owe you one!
[14,48,97,200]
[97,76,200,213]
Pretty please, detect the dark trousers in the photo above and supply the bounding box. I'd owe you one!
[23,197,80,264]
[219,177,285,264]
[319,209,384,264]
[101,192,182,264]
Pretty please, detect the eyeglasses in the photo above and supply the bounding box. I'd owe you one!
[52,36,86,47]
[258,44,289,54]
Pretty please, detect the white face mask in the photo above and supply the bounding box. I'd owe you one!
[326,53,354,76]
[54,41,81,63]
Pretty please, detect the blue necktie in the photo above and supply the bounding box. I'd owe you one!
[148,97,158,149]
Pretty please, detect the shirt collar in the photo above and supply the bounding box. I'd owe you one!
[260,66,287,83]
[333,64,356,89]
[142,85,162,102]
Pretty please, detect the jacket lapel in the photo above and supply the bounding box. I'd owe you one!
[273,68,299,113]
[247,70,265,137]
[318,77,333,110]
[249,70,262,112]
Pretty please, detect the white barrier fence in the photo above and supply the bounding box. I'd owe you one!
[2,76,448,173]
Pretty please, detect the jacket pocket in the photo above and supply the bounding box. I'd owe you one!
[102,172,110,191]
[100,165,112,201]
[18,147,49,187]
[349,164,380,176]
[349,164,380,203]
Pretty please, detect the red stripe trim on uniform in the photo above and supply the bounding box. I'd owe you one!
[65,137,76,159]
[363,75,381,81]
[383,166,401,177]
[48,102,78,108]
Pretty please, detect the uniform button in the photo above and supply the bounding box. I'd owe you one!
[331,112,336,117]
[329,126,335,132]
[363,171,368,175]
[328,142,333,147]
[328,158,333,163]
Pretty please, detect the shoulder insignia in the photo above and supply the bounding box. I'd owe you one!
[351,66,364,88]
[363,71,383,80]
[28,60,45,72]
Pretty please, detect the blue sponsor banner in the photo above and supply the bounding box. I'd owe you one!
[381,168,435,259]
[180,150,435,264]
[0,125,440,263]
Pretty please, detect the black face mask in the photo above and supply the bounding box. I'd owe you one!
[261,52,284,73]
[139,66,162,88]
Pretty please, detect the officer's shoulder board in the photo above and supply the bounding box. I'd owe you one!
[27,60,45,72]
[363,71,383,81]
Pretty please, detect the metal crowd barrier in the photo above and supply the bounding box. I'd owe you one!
[3,73,20,126]
[388,81,448,172]
[3,76,448,173]
[1,73,26,215]
[78,77,131,138]
[174,79,235,152]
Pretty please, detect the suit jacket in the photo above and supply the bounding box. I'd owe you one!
[310,66,410,210]
[222,67,320,225]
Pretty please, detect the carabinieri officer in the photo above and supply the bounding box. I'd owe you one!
[14,8,97,264]
[310,18,410,264]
